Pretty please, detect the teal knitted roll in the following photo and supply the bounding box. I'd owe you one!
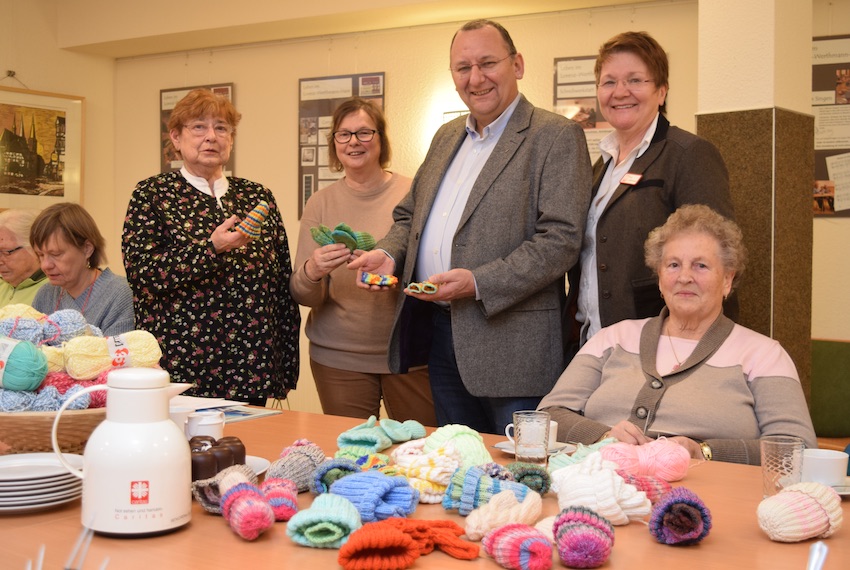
[423,424,493,468]
[380,419,427,443]
[507,462,552,495]
[337,415,393,453]
[286,493,362,548]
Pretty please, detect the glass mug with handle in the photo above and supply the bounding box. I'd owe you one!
[504,410,553,465]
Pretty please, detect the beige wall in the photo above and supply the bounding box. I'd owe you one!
[4,0,848,413]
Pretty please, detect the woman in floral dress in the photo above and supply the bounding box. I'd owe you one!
[122,89,299,404]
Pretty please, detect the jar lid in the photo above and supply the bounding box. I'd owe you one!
[106,367,171,389]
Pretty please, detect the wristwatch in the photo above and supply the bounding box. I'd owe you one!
[699,441,713,461]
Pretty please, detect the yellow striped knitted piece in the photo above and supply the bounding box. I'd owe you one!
[235,201,270,239]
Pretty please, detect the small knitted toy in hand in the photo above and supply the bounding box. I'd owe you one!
[235,200,270,239]
[311,223,375,252]
[360,272,398,287]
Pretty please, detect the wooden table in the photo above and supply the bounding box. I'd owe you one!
[0,410,847,569]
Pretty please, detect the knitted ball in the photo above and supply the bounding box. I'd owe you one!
[553,506,614,569]
[63,331,162,380]
[600,438,690,482]
[649,487,712,545]
[482,523,553,570]
[423,424,493,468]
[0,339,48,391]
[757,482,843,542]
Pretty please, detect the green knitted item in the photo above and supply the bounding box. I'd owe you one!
[337,415,393,453]
[423,424,493,468]
[310,222,375,252]
[286,493,362,548]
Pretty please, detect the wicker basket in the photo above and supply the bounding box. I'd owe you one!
[0,408,106,455]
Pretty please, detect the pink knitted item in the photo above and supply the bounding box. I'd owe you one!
[482,523,552,570]
[220,472,275,541]
[616,471,672,504]
[39,370,110,407]
[261,477,299,521]
[553,506,614,568]
[600,438,690,482]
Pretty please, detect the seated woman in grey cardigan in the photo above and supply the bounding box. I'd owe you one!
[538,204,816,465]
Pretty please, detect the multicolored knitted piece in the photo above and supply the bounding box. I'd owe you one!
[336,445,379,462]
[407,281,438,294]
[482,523,553,570]
[553,506,615,568]
[312,458,361,494]
[356,453,390,471]
[480,462,516,481]
[337,415,393,453]
[219,471,275,541]
[286,493,362,549]
[465,490,543,541]
[235,200,270,239]
[648,487,712,545]
[507,461,552,495]
[330,470,419,522]
[192,463,258,514]
[311,223,376,252]
[616,470,672,504]
[267,439,327,493]
[442,465,530,516]
[338,521,420,570]
[423,424,493,468]
[392,443,463,504]
[360,272,398,287]
[380,518,480,559]
[260,477,299,521]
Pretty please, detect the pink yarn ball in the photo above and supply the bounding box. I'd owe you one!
[600,438,690,482]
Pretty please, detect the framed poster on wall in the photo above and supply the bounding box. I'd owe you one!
[297,73,385,218]
[553,56,610,164]
[160,83,235,175]
[0,86,84,208]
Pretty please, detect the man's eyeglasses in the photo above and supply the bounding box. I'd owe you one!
[183,122,234,138]
[450,54,513,77]
[0,246,23,258]
[332,129,379,144]
[597,78,655,92]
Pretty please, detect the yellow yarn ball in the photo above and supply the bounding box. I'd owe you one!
[40,345,65,373]
[63,331,163,380]
[0,304,46,321]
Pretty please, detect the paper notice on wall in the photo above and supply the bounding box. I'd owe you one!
[825,152,850,211]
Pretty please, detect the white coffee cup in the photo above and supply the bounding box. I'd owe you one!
[506,419,559,450]
[186,411,225,440]
[801,448,849,487]
[168,406,193,433]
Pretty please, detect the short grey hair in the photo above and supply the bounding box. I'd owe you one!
[0,209,40,251]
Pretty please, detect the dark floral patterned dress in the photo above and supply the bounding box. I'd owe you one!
[122,171,300,400]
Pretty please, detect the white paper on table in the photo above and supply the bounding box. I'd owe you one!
[169,395,242,411]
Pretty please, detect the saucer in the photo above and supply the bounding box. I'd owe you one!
[246,455,270,477]
[833,476,850,498]
[493,440,576,456]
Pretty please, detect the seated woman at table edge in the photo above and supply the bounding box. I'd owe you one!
[538,204,816,465]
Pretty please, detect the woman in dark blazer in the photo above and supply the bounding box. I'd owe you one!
[568,31,735,350]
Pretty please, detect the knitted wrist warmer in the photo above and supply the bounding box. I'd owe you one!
[330,470,419,522]
[648,486,712,545]
[286,493,362,549]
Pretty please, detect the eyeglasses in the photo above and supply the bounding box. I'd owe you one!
[450,54,513,77]
[0,246,23,258]
[183,122,234,138]
[597,78,655,92]
[332,129,379,144]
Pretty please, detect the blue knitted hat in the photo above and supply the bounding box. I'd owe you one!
[330,470,419,522]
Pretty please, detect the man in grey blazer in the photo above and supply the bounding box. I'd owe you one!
[350,19,592,434]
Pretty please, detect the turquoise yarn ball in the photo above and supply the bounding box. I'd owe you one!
[0,340,49,391]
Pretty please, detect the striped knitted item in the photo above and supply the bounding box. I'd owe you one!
[507,462,552,495]
[260,477,298,521]
[482,524,553,570]
[338,521,420,570]
[648,487,712,545]
[286,493,362,549]
[616,470,672,504]
[235,200,270,238]
[219,471,274,541]
[553,506,614,568]
[442,465,530,516]
[330,470,419,522]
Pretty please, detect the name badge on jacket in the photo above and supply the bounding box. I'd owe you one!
[620,173,643,186]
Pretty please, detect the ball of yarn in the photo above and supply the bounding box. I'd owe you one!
[40,345,65,373]
[63,331,162,380]
[482,524,552,570]
[553,506,615,569]
[0,304,45,321]
[599,437,690,482]
[0,317,44,344]
[0,339,48,391]
[41,309,99,346]
[648,487,712,545]
[757,482,843,542]
[39,370,110,408]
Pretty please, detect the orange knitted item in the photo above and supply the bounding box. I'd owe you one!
[338,521,421,570]
[381,518,480,559]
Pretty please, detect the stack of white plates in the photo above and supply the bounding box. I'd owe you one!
[0,453,83,514]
